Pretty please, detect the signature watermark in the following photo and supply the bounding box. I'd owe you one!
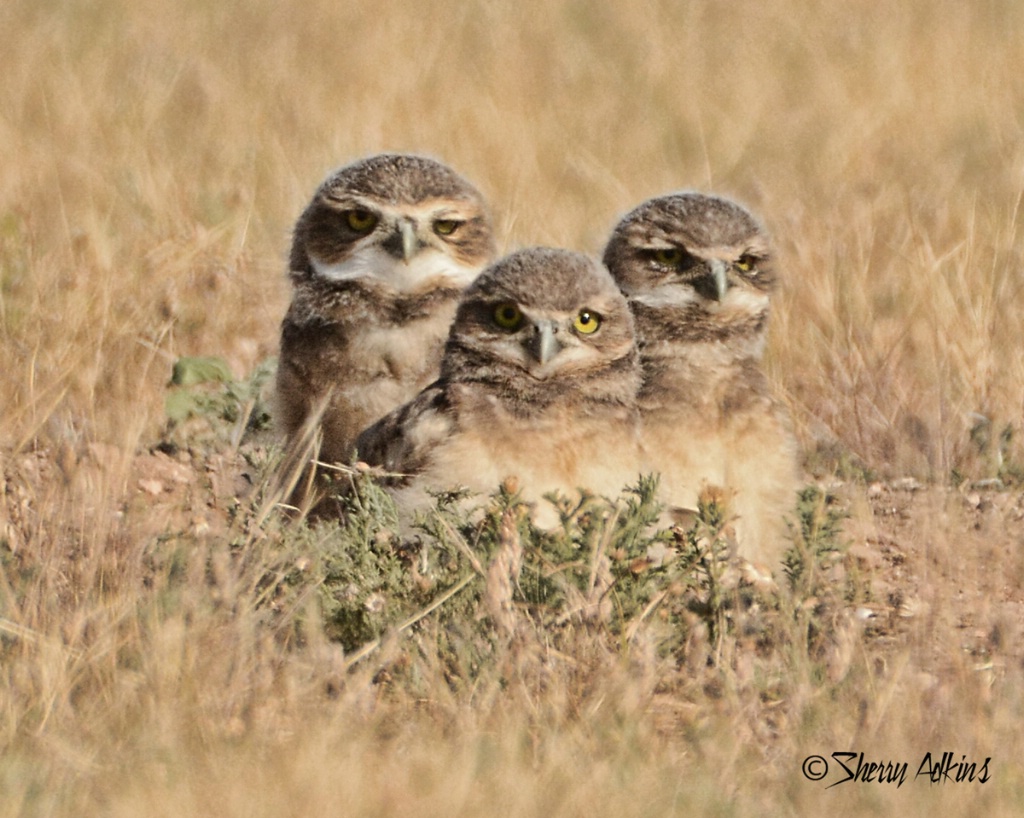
[802,752,991,788]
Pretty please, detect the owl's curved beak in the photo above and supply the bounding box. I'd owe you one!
[705,259,729,302]
[382,219,422,264]
[399,219,419,264]
[526,320,564,366]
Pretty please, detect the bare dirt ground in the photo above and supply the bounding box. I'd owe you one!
[846,477,1024,676]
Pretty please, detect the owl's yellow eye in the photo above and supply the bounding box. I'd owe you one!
[493,302,523,330]
[346,209,378,233]
[652,247,684,266]
[433,219,461,236]
[736,254,758,273]
[573,309,601,335]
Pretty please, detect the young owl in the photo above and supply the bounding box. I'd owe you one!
[602,192,800,568]
[276,153,497,492]
[355,247,642,527]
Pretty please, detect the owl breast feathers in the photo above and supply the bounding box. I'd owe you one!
[356,246,643,527]
[603,192,800,568]
[275,153,497,472]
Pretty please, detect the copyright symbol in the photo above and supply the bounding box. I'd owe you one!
[803,755,828,781]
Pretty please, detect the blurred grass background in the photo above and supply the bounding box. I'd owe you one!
[3,0,1023,477]
[2,0,1024,814]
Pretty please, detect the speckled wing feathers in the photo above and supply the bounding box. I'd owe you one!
[354,384,454,479]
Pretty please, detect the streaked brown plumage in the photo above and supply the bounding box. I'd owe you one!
[276,154,496,482]
[602,192,799,567]
[356,247,642,527]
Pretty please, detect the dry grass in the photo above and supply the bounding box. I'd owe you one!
[3,0,1024,814]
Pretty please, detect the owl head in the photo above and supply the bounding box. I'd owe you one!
[441,247,639,403]
[602,193,775,346]
[289,153,496,292]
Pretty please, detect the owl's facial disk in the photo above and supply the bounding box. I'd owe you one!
[620,241,770,315]
[518,315,598,380]
[481,302,618,380]
[306,199,487,292]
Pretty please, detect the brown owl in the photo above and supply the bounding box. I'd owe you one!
[355,247,642,528]
[602,192,799,567]
[275,154,496,504]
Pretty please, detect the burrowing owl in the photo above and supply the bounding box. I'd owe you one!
[276,153,497,485]
[355,247,642,527]
[602,192,799,567]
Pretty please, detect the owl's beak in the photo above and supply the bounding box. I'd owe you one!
[706,259,729,302]
[526,320,564,366]
[399,219,419,264]
[382,219,422,264]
